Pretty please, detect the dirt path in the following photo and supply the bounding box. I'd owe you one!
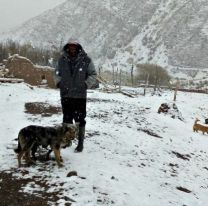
[0,169,70,206]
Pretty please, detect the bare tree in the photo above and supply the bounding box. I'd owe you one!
[144,73,149,96]
[0,39,61,66]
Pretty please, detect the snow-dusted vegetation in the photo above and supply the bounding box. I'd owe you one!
[1,0,208,71]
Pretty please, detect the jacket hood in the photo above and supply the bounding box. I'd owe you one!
[62,40,88,61]
[63,39,83,53]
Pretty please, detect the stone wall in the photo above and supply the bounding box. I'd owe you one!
[6,55,56,88]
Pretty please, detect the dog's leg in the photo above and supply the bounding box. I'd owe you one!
[25,151,32,165]
[25,150,36,165]
[18,145,30,167]
[60,155,63,163]
[54,148,62,167]
[17,150,25,167]
[46,149,52,161]
[51,146,63,167]
[23,142,36,165]
[31,143,38,161]
[58,149,63,162]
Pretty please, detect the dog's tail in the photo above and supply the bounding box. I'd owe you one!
[14,142,21,153]
[14,132,22,154]
[194,118,200,125]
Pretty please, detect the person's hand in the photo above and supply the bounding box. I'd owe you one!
[56,82,60,88]
[85,83,88,90]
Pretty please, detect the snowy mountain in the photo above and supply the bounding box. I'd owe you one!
[1,0,208,70]
[1,82,208,205]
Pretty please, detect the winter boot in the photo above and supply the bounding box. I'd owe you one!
[75,126,85,152]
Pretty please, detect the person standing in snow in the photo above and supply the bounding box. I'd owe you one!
[54,40,97,152]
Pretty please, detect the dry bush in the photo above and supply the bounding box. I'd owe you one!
[136,63,171,87]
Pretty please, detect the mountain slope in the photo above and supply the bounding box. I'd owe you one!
[1,0,208,69]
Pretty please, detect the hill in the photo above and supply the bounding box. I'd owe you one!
[1,0,208,71]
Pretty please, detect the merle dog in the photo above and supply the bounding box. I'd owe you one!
[14,125,76,167]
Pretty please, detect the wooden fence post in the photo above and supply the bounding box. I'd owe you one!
[119,69,122,92]
[173,80,180,101]
[131,64,134,87]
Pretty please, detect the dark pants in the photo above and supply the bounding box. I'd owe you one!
[61,97,86,127]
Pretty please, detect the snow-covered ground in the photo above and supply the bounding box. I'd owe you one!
[1,82,208,206]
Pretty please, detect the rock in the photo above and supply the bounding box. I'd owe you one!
[158,102,184,121]
[172,151,191,161]
[67,171,78,177]
[176,186,192,193]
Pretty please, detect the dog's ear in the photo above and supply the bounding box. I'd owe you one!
[67,125,76,135]
[62,125,68,133]
[62,124,72,133]
[63,124,76,134]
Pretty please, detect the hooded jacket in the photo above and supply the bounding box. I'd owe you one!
[54,41,97,98]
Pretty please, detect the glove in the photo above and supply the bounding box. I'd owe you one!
[85,82,88,90]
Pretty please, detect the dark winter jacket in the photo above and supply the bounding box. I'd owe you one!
[54,42,97,98]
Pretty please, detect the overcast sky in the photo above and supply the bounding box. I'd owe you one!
[0,0,66,32]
